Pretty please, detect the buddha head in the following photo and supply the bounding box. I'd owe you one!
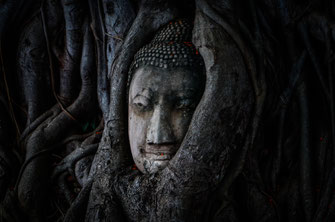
[128,19,205,174]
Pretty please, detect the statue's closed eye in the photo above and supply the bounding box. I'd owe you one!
[132,95,151,111]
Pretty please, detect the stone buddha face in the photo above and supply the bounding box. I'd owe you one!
[128,66,204,174]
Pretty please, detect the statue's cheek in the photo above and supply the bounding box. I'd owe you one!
[171,110,194,142]
[128,111,148,157]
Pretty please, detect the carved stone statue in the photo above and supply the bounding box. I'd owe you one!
[128,19,205,174]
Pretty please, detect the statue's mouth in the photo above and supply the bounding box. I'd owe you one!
[140,144,178,161]
[143,144,177,160]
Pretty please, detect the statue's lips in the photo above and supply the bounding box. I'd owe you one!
[143,145,176,160]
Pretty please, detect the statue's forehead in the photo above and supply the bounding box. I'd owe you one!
[130,66,199,96]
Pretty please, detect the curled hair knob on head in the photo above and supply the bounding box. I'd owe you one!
[128,19,205,82]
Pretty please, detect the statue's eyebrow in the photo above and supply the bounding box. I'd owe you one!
[133,94,150,100]
[133,88,153,99]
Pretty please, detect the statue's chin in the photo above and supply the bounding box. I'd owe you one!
[141,159,170,174]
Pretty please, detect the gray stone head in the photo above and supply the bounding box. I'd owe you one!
[128,19,205,174]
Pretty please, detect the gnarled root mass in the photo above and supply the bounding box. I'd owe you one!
[0,0,335,221]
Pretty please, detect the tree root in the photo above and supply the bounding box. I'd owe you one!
[17,19,96,219]
[20,107,58,141]
[298,81,314,222]
[314,168,335,221]
[52,144,98,182]
[299,22,330,101]
[271,51,306,190]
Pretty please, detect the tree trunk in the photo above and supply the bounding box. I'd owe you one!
[0,0,335,221]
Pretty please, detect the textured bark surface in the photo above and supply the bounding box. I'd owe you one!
[0,0,335,221]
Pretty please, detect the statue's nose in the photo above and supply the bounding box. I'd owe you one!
[146,105,175,145]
